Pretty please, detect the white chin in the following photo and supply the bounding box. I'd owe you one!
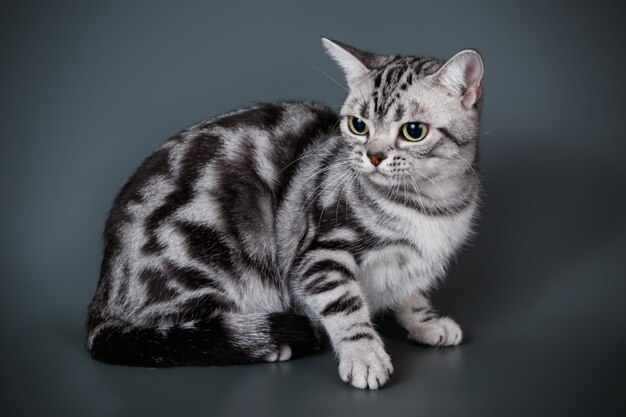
[368,171,395,184]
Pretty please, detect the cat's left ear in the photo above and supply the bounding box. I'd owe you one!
[432,50,484,109]
[322,38,380,86]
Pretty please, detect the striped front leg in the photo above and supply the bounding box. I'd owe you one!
[396,291,463,347]
[295,249,393,390]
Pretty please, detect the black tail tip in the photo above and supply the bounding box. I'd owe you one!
[268,313,323,354]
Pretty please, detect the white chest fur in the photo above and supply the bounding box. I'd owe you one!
[357,200,477,312]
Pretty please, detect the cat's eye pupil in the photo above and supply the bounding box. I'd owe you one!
[402,121,428,141]
[353,118,366,132]
[348,116,368,135]
[407,123,422,137]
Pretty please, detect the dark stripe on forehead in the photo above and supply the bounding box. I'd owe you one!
[373,72,383,88]
[375,64,408,117]
[414,58,428,74]
[421,59,443,75]
[368,56,435,120]
[413,57,443,77]
[372,91,379,115]
[394,103,405,122]
[385,66,402,85]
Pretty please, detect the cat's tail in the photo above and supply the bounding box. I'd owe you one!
[86,312,321,366]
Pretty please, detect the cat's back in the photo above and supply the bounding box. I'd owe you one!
[116,101,338,204]
[107,101,339,225]
[96,102,339,312]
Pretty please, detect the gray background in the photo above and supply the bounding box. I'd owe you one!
[2,0,625,416]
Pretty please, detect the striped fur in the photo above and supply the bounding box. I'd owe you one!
[87,39,484,390]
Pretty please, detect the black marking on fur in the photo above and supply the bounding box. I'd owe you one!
[142,133,222,254]
[437,127,463,146]
[372,92,379,114]
[305,277,347,295]
[184,292,235,316]
[274,104,339,208]
[303,259,354,280]
[139,268,178,303]
[94,144,176,312]
[373,72,383,88]
[394,104,405,121]
[376,64,408,117]
[419,310,439,323]
[309,238,355,252]
[421,59,443,76]
[164,262,224,292]
[177,221,233,272]
[321,293,363,316]
[268,313,322,353]
[89,316,242,366]
[341,332,375,342]
[414,59,427,74]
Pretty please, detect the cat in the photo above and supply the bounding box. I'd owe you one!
[86,38,484,390]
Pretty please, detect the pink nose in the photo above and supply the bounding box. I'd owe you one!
[367,152,387,167]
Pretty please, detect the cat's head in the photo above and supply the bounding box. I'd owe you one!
[322,38,483,194]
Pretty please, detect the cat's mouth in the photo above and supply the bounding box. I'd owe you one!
[367,170,403,185]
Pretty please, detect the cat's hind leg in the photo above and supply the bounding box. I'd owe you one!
[395,291,463,347]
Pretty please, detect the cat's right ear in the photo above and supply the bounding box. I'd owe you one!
[432,49,484,109]
[321,38,378,85]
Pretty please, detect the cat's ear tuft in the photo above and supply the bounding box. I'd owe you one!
[433,49,484,108]
[321,38,378,84]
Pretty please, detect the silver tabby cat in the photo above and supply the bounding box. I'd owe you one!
[87,38,484,390]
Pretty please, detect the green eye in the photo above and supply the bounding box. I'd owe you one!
[348,116,369,136]
[401,122,429,142]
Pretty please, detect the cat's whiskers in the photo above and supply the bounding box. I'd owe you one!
[335,170,358,225]
[393,175,403,203]
[402,173,410,207]
[277,152,334,175]
[316,169,354,230]
[300,161,354,216]
[383,175,401,205]
[407,174,426,210]
[305,169,351,227]
[298,157,350,187]
[451,150,483,192]
[412,167,445,197]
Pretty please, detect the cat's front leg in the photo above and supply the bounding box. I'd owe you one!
[396,291,463,347]
[294,251,393,389]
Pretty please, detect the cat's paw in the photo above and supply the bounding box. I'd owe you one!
[407,316,462,347]
[264,344,292,362]
[338,340,393,390]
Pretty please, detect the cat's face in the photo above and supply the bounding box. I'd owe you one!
[323,39,483,194]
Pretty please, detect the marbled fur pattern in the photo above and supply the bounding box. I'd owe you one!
[87,38,484,389]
